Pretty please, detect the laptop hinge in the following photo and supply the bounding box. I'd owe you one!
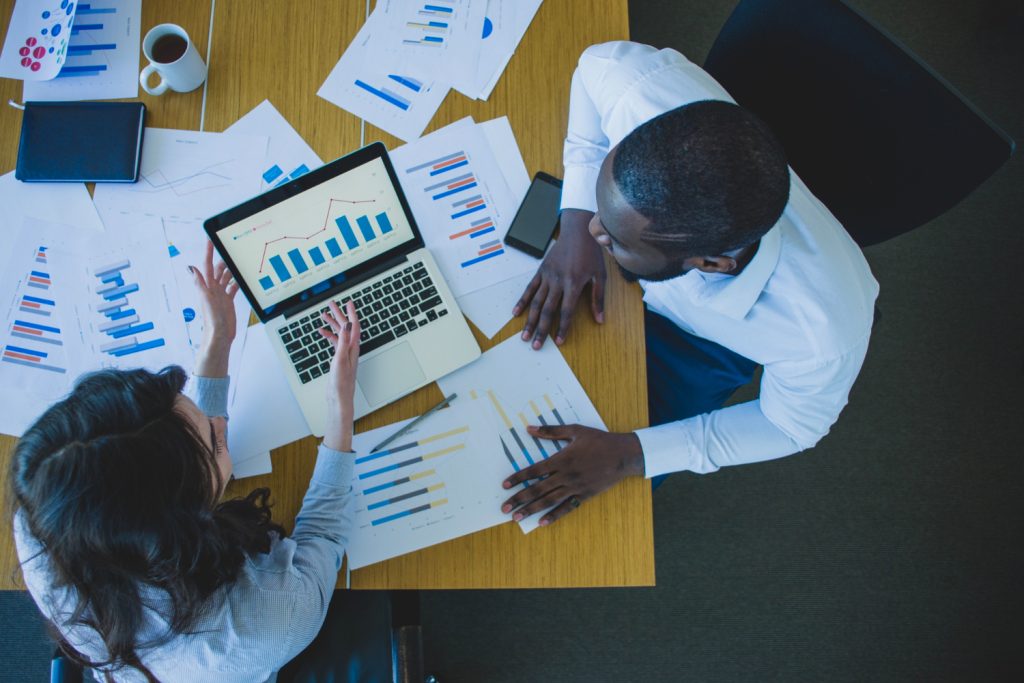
[279,252,412,320]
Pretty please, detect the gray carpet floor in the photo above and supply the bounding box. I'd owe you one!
[2,1,1021,681]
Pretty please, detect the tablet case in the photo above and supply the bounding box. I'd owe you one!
[16,101,146,183]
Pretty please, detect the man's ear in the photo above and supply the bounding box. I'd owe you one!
[689,255,739,274]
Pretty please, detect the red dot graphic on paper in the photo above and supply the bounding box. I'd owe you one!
[30,61,41,71]
[21,57,32,67]
[33,46,45,59]
[19,47,29,56]
[26,36,37,46]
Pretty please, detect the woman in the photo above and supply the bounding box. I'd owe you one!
[10,243,360,682]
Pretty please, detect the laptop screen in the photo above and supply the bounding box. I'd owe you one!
[211,152,417,318]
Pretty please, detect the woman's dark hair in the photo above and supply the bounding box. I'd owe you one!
[612,99,791,258]
[9,366,285,681]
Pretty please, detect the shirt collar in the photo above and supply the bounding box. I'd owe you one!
[670,225,783,320]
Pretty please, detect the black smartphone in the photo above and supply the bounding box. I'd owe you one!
[504,172,563,258]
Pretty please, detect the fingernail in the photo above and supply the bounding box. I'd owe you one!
[513,513,523,521]
[598,313,605,323]
[187,266,195,274]
[501,504,511,513]
[539,518,549,526]
[345,322,352,332]
[502,480,511,489]
[555,336,564,345]
[521,331,529,340]
[533,340,541,350]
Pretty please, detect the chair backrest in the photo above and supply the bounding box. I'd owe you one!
[704,0,1015,247]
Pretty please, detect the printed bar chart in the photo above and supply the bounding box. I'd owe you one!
[354,79,411,111]
[90,260,167,358]
[19,295,55,317]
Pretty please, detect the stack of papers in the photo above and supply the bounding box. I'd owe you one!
[318,0,543,141]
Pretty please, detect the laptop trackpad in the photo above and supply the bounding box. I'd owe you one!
[358,343,427,406]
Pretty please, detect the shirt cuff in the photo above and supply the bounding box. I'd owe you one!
[635,420,719,477]
[560,165,600,213]
[311,444,356,491]
[188,375,230,418]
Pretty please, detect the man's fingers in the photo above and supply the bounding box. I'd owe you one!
[513,271,543,316]
[591,275,606,324]
[512,486,569,521]
[554,283,584,345]
[501,472,559,510]
[502,457,552,489]
[521,282,549,341]
[538,494,585,527]
[527,423,578,442]
[532,291,561,349]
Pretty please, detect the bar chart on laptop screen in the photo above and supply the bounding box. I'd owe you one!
[218,157,414,309]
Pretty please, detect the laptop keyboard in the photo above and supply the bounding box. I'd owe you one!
[277,261,449,384]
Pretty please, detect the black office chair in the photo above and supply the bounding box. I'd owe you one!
[703,0,1015,247]
[49,590,432,683]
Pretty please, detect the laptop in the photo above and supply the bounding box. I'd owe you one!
[205,142,480,436]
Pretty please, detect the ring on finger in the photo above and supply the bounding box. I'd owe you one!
[568,495,581,509]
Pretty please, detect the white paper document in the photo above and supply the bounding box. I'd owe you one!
[23,0,141,101]
[0,171,105,234]
[347,406,511,570]
[455,269,533,339]
[93,128,268,223]
[227,323,311,466]
[0,216,194,436]
[437,335,607,533]
[225,99,324,192]
[452,0,544,100]
[0,0,79,80]
[391,117,535,299]
[318,9,449,143]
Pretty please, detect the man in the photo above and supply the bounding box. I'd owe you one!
[501,41,879,526]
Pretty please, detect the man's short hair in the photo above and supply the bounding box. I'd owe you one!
[612,100,790,257]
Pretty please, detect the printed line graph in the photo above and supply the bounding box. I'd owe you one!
[135,160,237,197]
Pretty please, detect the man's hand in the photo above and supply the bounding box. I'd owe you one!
[513,209,606,349]
[501,424,644,526]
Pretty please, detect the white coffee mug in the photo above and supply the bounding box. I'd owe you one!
[139,24,207,95]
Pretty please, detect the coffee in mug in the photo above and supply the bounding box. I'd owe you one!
[139,24,206,96]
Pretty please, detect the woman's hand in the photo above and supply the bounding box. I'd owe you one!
[191,241,240,377]
[318,300,360,452]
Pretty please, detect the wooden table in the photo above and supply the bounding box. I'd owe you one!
[0,0,653,589]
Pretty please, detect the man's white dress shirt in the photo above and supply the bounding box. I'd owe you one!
[561,41,879,477]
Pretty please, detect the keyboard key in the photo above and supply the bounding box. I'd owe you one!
[372,281,382,289]
[383,284,394,294]
[380,320,391,331]
[296,356,319,372]
[438,309,448,316]
[407,319,418,331]
[384,275,394,284]
[389,316,400,328]
[318,350,330,361]
[414,269,429,280]
[395,324,408,336]
[361,330,395,355]
[370,314,381,325]
[413,281,425,292]
[289,321,301,329]
[409,294,420,305]
[360,331,370,342]
[282,332,292,343]
[286,340,303,353]
[403,266,414,274]
[320,361,330,373]
[301,323,313,334]
[399,311,411,322]
[389,304,400,315]
[300,371,312,384]
[319,338,330,349]
[290,348,309,363]
[426,309,438,321]
[310,366,323,379]
[420,295,443,310]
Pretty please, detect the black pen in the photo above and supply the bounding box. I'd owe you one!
[369,393,457,453]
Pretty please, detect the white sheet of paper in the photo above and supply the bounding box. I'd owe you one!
[437,334,607,534]
[317,9,449,142]
[225,99,324,192]
[231,451,273,479]
[347,407,510,569]
[374,0,486,87]
[391,117,535,299]
[23,0,141,101]
[452,0,543,100]
[226,323,311,464]
[92,128,268,223]
[0,0,79,80]
[0,171,105,233]
[456,269,533,339]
